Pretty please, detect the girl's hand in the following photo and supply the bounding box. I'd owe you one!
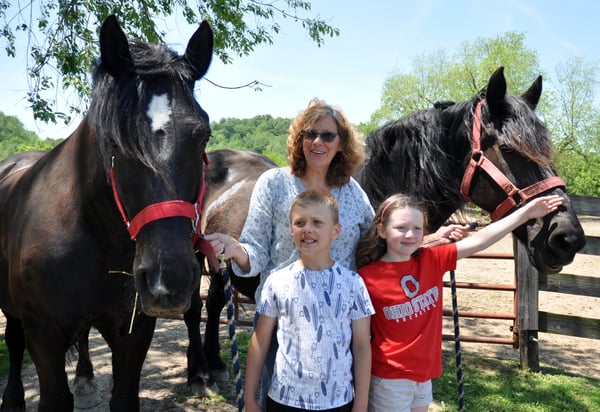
[524,195,563,219]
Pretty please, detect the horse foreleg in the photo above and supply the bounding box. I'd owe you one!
[183,290,217,396]
[203,270,228,381]
[22,320,73,412]
[107,314,156,412]
[1,313,26,411]
[73,326,102,409]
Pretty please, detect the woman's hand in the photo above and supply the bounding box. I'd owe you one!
[204,233,250,272]
[423,223,474,247]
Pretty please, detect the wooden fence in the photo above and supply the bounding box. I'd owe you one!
[518,195,600,370]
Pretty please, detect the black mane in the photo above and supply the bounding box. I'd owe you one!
[362,99,474,228]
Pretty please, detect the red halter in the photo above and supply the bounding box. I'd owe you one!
[460,99,565,221]
[110,151,219,271]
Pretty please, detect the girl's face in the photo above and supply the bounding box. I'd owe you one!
[302,115,342,172]
[377,206,425,261]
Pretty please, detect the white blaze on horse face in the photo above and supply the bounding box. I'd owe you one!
[147,93,172,132]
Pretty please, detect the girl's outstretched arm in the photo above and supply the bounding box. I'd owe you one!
[456,195,563,260]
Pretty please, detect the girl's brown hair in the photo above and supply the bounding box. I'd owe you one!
[355,193,429,268]
[287,98,365,187]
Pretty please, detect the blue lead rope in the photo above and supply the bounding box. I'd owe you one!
[220,255,244,411]
[450,269,465,412]
[449,222,476,412]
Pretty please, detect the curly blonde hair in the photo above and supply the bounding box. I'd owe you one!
[355,193,429,268]
[287,98,365,187]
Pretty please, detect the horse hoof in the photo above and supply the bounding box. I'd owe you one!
[210,368,230,382]
[73,376,103,409]
[189,381,219,397]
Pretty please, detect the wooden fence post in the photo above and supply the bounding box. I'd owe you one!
[514,236,540,371]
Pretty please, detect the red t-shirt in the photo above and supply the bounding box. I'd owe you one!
[358,244,457,382]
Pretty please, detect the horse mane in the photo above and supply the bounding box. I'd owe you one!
[482,94,554,168]
[88,40,199,170]
[365,100,475,214]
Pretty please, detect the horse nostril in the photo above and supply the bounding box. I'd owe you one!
[548,230,585,262]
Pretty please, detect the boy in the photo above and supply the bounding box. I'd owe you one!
[245,190,375,412]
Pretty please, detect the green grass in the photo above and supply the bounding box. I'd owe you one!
[434,351,600,411]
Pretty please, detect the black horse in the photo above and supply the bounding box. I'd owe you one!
[0,14,213,411]
[72,149,275,398]
[358,66,585,273]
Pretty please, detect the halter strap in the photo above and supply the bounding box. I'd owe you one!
[109,151,209,238]
[460,99,565,221]
[109,151,219,271]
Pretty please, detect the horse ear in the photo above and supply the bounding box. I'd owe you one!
[521,75,542,110]
[184,20,214,81]
[99,14,134,78]
[485,67,507,113]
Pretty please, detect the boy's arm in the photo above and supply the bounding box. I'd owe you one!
[456,195,563,259]
[350,316,372,412]
[244,314,277,412]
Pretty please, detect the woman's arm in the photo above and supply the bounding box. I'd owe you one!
[422,224,473,247]
[456,195,563,259]
[350,316,372,412]
[244,315,277,412]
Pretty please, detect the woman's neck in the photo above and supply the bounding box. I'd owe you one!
[299,167,330,192]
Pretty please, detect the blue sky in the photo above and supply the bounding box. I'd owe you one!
[1,0,598,139]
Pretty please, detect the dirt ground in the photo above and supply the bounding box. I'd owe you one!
[1,218,598,411]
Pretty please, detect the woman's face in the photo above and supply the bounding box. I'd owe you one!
[301,115,342,172]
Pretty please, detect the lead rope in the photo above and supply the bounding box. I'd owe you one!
[219,254,244,411]
[450,268,465,412]
[450,222,477,412]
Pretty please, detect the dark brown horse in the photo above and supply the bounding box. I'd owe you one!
[357,66,585,273]
[0,14,213,411]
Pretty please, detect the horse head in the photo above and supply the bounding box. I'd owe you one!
[462,67,586,274]
[90,15,214,316]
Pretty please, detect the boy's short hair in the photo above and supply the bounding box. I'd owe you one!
[289,190,339,224]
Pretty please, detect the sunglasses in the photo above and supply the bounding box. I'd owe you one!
[304,130,339,143]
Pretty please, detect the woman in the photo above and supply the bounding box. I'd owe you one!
[206,98,374,408]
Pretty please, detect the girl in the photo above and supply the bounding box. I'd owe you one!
[356,193,563,412]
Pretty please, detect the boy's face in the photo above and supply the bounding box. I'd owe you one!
[290,203,340,258]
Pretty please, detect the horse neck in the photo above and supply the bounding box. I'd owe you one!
[65,118,127,233]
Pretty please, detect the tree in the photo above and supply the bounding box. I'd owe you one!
[548,57,600,196]
[0,112,61,159]
[368,32,543,130]
[208,115,289,165]
[0,1,338,124]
